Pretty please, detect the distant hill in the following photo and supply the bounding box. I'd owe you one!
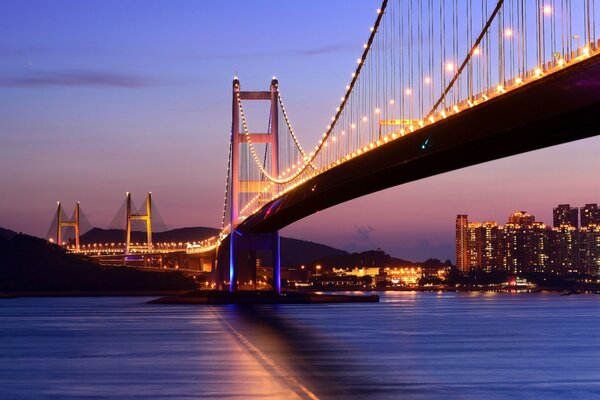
[0,227,17,240]
[310,249,451,270]
[310,249,415,269]
[81,226,347,267]
[0,232,195,293]
[281,237,348,267]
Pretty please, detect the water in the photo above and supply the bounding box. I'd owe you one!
[1,292,599,400]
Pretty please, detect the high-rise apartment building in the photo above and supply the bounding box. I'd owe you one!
[480,222,501,272]
[501,213,550,274]
[549,225,579,274]
[460,220,503,272]
[581,204,600,228]
[466,222,482,271]
[553,204,579,228]
[508,211,535,226]
[456,215,469,272]
[580,224,600,275]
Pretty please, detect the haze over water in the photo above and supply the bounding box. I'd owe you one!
[1,292,600,399]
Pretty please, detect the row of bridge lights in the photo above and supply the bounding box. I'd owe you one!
[72,241,215,250]
[202,3,594,253]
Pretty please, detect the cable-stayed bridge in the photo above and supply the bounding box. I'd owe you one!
[51,0,600,292]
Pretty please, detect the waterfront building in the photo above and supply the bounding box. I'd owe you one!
[500,215,550,274]
[332,267,381,277]
[480,222,502,272]
[508,210,535,226]
[385,267,422,285]
[456,215,469,272]
[553,204,579,228]
[465,221,502,272]
[549,225,579,274]
[458,205,600,275]
[466,222,482,271]
[580,204,600,228]
[579,224,600,275]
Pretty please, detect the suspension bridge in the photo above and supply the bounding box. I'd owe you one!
[49,0,600,292]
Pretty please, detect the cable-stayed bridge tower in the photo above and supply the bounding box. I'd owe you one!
[56,202,80,251]
[126,192,152,253]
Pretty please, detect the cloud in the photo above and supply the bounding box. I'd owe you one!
[0,138,66,146]
[0,70,157,88]
[295,44,355,56]
[354,225,374,242]
[339,225,375,253]
[0,46,48,57]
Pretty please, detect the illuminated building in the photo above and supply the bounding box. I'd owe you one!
[456,215,469,272]
[332,267,380,277]
[508,210,535,226]
[581,204,600,228]
[579,224,600,275]
[466,222,482,271]
[553,204,578,228]
[384,266,422,285]
[502,213,550,274]
[479,222,501,272]
[465,221,502,272]
[549,225,579,274]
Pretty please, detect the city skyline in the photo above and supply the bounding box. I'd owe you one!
[457,204,600,275]
[2,0,600,262]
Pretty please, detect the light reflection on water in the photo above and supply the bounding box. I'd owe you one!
[1,292,600,399]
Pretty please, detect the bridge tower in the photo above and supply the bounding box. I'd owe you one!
[125,192,152,253]
[56,201,80,251]
[223,77,281,294]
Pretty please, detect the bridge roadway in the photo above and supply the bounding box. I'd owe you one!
[79,248,215,274]
[237,53,600,235]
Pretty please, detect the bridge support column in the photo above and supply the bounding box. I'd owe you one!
[222,77,281,293]
[272,232,281,295]
[229,230,239,292]
[225,231,280,293]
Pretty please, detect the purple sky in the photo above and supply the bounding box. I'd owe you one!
[1,1,600,262]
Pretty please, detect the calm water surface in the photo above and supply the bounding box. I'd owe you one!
[1,292,599,399]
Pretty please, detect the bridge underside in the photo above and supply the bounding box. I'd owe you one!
[237,55,600,234]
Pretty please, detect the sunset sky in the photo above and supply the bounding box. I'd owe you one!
[2,0,600,262]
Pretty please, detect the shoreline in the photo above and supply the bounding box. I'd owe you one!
[148,290,380,305]
[0,290,191,298]
[2,287,599,299]
[304,286,600,294]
